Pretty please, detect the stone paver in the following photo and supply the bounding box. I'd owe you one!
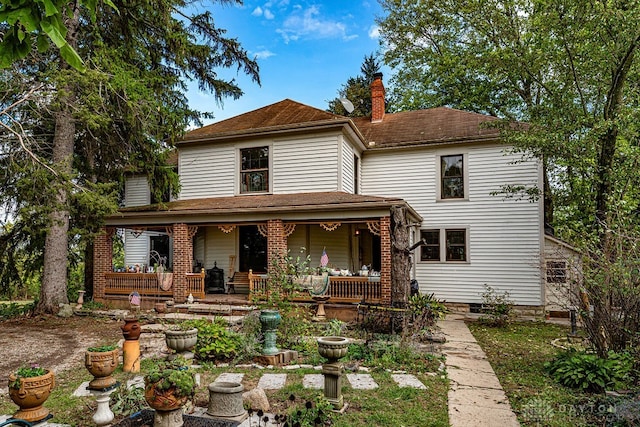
[391,374,427,389]
[302,374,324,389]
[440,315,520,427]
[346,373,378,390]
[215,372,245,384]
[257,373,287,390]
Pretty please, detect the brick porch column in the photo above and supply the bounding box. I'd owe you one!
[93,227,114,301]
[380,216,392,305]
[267,219,286,269]
[172,223,193,302]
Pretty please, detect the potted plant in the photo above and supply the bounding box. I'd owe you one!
[85,344,119,390]
[144,357,196,412]
[8,364,55,422]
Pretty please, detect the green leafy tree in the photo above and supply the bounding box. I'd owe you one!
[0,0,116,70]
[0,0,259,313]
[378,0,640,354]
[327,53,384,116]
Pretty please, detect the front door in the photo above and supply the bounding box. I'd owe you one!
[239,225,268,272]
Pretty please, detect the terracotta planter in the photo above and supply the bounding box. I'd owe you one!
[85,348,119,390]
[164,328,198,356]
[121,317,141,341]
[144,382,189,412]
[8,370,55,422]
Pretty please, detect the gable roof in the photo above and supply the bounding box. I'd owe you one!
[181,99,352,143]
[351,107,501,149]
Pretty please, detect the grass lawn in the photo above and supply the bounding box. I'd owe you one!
[0,349,449,427]
[468,321,634,427]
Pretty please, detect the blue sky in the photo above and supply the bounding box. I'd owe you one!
[188,0,387,125]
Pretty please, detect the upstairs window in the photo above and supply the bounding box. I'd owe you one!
[240,146,269,194]
[441,154,464,199]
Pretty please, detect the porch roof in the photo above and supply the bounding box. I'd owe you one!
[107,191,422,226]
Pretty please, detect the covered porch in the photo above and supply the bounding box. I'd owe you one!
[92,192,421,308]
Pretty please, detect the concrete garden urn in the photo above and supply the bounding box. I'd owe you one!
[8,369,55,422]
[206,381,247,422]
[317,336,349,410]
[85,347,119,390]
[164,327,198,360]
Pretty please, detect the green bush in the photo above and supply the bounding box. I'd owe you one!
[0,302,34,319]
[184,318,242,361]
[545,350,633,393]
[478,284,514,327]
[408,292,448,328]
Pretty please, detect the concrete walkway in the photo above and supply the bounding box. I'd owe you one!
[440,314,520,427]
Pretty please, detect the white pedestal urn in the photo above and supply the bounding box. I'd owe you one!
[164,328,198,360]
[89,388,117,426]
[317,336,350,410]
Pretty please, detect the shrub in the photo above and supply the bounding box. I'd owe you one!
[545,350,633,393]
[408,292,448,328]
[110,382,148,416]
[479,284,514,327]
[184,318,242,361]
[0,302,34,320]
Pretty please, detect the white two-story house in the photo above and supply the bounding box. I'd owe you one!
[93,74,553,313]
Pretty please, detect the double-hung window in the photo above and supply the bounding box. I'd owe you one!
[240,146,269,194]
[440,154,465,199]
[420,228,468,262]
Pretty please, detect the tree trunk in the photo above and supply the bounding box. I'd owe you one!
[390,205,411,308]
[38,110,75,313]
[36,5,80,314]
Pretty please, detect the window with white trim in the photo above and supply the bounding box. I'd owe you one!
[420,228,468,262]
[240,146,269,193]
[441,154,464,199]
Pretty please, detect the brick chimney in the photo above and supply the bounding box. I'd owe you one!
[371,72,385,123]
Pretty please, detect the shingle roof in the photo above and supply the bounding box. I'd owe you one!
[182,99,347,142]
[351,107,500,149]
[182,100,501,149]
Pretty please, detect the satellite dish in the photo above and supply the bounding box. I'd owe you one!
[339,98,354,114]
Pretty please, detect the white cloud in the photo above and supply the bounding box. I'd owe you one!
[264,9,275,19]
[368,25,380,39]
[252,6,263,17]
[276,5,355,43]
[252,49,276,59]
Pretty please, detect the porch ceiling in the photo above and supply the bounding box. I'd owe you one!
[107,191,422,226]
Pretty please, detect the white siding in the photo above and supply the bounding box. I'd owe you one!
[362,144,543,305]
[204,227,236,277]
[341,138,355,194]
[309,225,352,271]
[179,144,236,199]
[124,176,149,207]
[272,135,340,193]
[178,133,343,199]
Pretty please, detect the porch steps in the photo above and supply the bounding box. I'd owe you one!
[179,302,256,317]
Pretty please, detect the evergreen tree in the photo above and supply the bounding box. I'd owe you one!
[0,0,259,312]
[327,54,384,117]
